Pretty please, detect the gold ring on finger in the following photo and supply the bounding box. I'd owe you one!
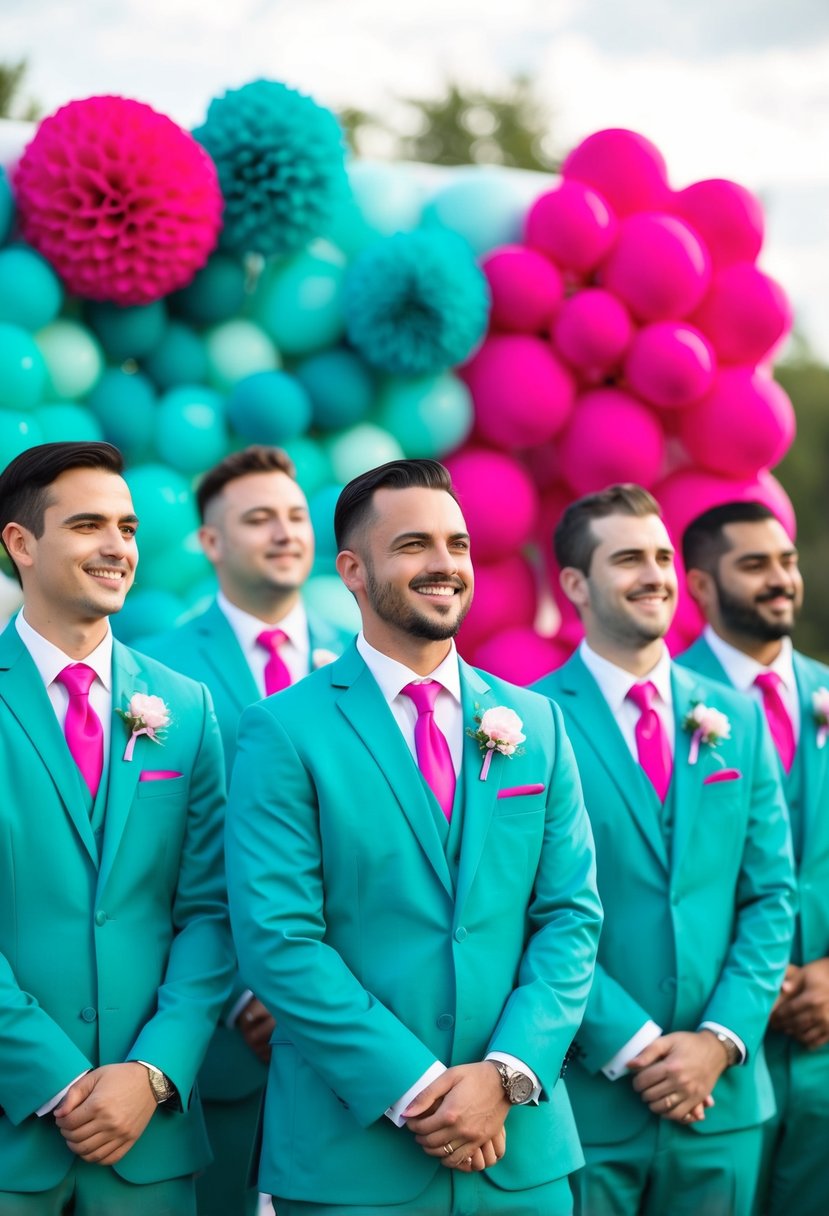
[664,1094,675,1111]
[443,1142,454,1156]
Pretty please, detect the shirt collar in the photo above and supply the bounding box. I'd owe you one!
[217,592,309,657]
[703,625,795,694]
[15,610,113,691]
[356,632,462,707]
[580,639,673,714]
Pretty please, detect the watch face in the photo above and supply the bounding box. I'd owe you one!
[509,1073,534,1104]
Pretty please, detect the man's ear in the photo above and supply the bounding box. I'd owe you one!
[559,565,588,612]
[335,549,364,594]
[1,522,33,573]
[198,524,221,564]
[685,566,715,611]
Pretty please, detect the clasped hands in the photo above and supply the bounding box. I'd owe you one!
[770,960,829,1048]
[403,1061,510,1173]
[627,1030,731,1124]
[54,1062,158,1165]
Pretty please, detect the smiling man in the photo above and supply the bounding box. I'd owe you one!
[533,484,795,1216]
[0,441,232,1215]
[679,500,829,1216]
[225,458,602,1216]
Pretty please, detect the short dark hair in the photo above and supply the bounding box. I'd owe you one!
[196,446,297,522]
[334,459,458,551]
[554,484,662,575]
[682,501,778,574]
[0,441,124,584]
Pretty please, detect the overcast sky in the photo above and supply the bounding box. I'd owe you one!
[6,0,829,359]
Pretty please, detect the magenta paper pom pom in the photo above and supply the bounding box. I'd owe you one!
[14,96,222,306]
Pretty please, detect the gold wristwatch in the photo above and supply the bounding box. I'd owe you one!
[139,1062,176,1104]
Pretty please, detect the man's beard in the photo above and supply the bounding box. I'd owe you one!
[364,564,470,642]
[717,583,798,642]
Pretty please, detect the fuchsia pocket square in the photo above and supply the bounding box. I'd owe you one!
[497,783,546,799]
[703,768,742,785]
[139,770,183,782]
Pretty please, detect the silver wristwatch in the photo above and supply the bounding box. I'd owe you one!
[712,1031,740,1068]
[140,1062,176,1104]
[493,1061,534,1105]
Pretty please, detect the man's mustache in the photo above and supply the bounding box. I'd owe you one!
[755,588,795,603]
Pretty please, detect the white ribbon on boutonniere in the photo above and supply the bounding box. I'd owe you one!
[683,702,731,765]
[813,688,829,749]
[311,648,338,669]
[467,706,526,781]
[117,693,171,762]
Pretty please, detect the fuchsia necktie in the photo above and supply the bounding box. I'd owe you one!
[56,664,103,799]
[754,671,796,773]
[401,680,456,821]
[627,680,673,803]
[257,628,292,696]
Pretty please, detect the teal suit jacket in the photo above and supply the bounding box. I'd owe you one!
[225,643,603,1204]
[679,636,829,1109]
[534,653,796,1145]
[139,599,353,1102]
[0,622,234,1191]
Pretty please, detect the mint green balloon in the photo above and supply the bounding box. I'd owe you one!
[155,385,228,473]
[36,403,104,443]
[254,246,345,356]
[303,574,361,634]
[126,464,198,557]
[0,247,63,331]
[0,410,45,464]
[111,588,186,643]
[0,323,47,409]
[204,319,278,392]
[283,436,334,498]
[36,320,104,401]
[374,373,473,457]
[135,530,212,596]
[325,423,404,485]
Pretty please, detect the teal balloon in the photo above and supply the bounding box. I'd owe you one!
[0,410,45,465]
[87,369,157,459]
[254,246,345,356]
[126,464,198,556]
[111,588,186,643]
[85,300,167,361]
[184,573,219,612]
[325,423,405,485]
[36,403,104,443]
[421,169,534,256]
[204,319,278,391]
[227,371,311,444]
[135,530,212,596]
[0,323,47,409]
[0,167,13,245]
[303,574,360,635]
[308,484,344,562]
[326,163,424,256]
[36,320,104,401]
[282,436,333,498]
[156,385,228,473]
[171,253,247,325]
[142,322,208,390]
[294,348,374,431]
[0,246,63,330]
[374,374,473,458]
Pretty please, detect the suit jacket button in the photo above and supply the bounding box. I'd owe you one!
[80,1007,97,1023]
[437,1014,455,1030]
[95,911,107,926]
[454,927,468,943]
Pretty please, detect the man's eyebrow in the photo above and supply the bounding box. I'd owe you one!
[734,548,798,562]
[62,512,139,525]
[390,530,470,544]
[608,546,674,559]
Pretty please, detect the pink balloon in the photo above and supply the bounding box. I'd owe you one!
[461,334,575,449]
[562,128,671,217]
[472,626,571,686]
[654,467,795,546]
[446,448,538,563]
[624,321,716,410]
[457,554,538,654]
[755,470,796,540]
[602,213,711,322]
[524,180,618,274]
[559,388,666,495]
[673,179,764,268]
[481,245,564,334]
[691,262,793,365]
[552,289,633,377]
[678,368,795,478]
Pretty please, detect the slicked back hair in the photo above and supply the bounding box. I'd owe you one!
[554,484,663,575]
[197,446,298,522]
[334,459,459,552]
[0,441,125,584]
[682,501,779,575]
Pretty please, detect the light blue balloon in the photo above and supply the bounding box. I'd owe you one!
[87,369,157,460]
[85,300,167,362]
[0,246,63,331]
[294,347,375,431]
[36,320,104,401]
[0,410,45,464]
[36,403,104,443]
[254,246,345,356]
[155,385,228,473]
[326,162,425,256]
[308,483,344,563]
[126,464,198,556]
[303,573,360,635]
[374,373,473,458]
[111,588,186,643]
[204,319,278,392]
[325,423,405,485]
[421,168,535,256]
[142,322,208,390]
[171,253,247,325]
[0,167,14,246]
[0,323,47,410]
[227,371,312,444]
[135,530,213,597]
[282,436,334,498]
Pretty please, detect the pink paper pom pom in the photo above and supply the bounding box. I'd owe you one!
[14,96,223,306]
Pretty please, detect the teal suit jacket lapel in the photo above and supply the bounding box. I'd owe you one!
[455,661,502,915]
[98,641,150,894]
[0,624,98,863]
[678,635,730,685]
[195,601,258,713]
[793,651,829,857]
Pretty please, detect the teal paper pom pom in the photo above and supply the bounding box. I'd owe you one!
[193,79,348,257]
[343,230,490,376]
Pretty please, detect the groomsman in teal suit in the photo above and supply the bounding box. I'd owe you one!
[225,458,603,1215]
[533,484,795,1216]
[679,500,829,1216]
[0,442,232,1215]
[140,445,351,1216]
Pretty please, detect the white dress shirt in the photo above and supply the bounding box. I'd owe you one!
[579,641,746,1077]
[355,633,541,1123]
[703,627,800,741]
[217,592,310,696]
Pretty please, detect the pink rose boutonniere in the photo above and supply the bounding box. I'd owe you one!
[467,706,526,781]
[813,688,829,749]
[117,693,171,761]
[683,702,731,765]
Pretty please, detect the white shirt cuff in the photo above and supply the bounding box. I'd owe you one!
[385,1061,446,1127]
[486,1051,541,1104]
[227,989,255,1028]
[602,1020,663,1080]
[699,1021,747,1064]
[36,1071,90,1117]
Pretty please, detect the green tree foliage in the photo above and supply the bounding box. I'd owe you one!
[0,59,41,121]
